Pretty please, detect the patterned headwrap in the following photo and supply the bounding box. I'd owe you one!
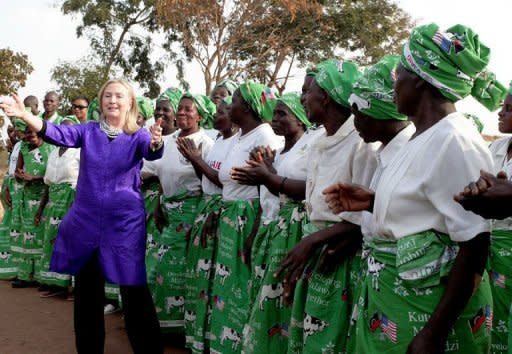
[137,96,154,121]
[181,93,217,129]
[401,23,507,111]
[463,113,484,133]
[349,55,407,121]
[239,81,279,122]
[157,86,183,113]
[87,97,101,121]
[213,80,238,96]
[61,115,80,125]
[277,93,311,128]
[222,96,232,106]
[309,59,362,108]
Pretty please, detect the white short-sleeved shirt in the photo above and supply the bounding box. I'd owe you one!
[372,112,492,242]
[259,127,326,222]
[155,129,214,197]
[489,136,512,230]
[7,141,22,176]
[44,147,81,188]
[218,124,284,201]
[201,134,237,195]
[361,124,415,238]
[306,116,379,225]
[203,128,220,141]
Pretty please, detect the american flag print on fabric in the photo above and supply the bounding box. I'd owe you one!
[490,269,506,288]
[432,31,453,54]
[380,314,397,343]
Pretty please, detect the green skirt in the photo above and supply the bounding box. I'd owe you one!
[353,232,492,353]
[13,182,46,281]
[36,183,74,287]
[489,229,512,354]
[208,199,260,354]
[287,222,360,354]
[183,194,223,352]
[143,181,162,290]
[152,191,201,332]
[0,176,18,279]
[243,201,308,354]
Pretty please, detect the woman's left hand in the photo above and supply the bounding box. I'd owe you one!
[406,327,444,354]
[149,118,163,149]
[230,159,272,186]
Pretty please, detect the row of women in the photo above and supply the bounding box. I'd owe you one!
[2,21,512,354]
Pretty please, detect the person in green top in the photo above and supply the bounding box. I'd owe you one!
[11,120,54,288]
[40,91,63,124]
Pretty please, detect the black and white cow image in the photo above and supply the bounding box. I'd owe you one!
[259,282,284,310]
[165,296,185,313]
[49,217,62,226]
[367,255,385,291]
[303,314,329,338]
[32,151,44,164]
[146,233,157,250]
[184,310,196,322]
[27,200,39,208]
[220,326,241,350]
[23,232,36,243]
[215,264,231,285]
[157,245,170,261]
[196,259,212,278]
[10,229,21,240]
[236,215,248,232]
[164,201,184,213]
[253,264,266,280]
[0,251,11,261]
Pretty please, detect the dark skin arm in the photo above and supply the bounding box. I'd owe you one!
[407,232,489,353]
[34,185,49,226]
[176,137,222,188]
[14,152,43,184]
[274,221,360,305]
[323,182,375,213]
[455,170,512,220]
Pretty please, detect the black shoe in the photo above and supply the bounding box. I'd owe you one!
[38,284,50,292]
[11,280,28,288]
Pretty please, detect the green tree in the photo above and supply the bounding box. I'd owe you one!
[0,48,34,95]
[50,57,106,113]
[60,0,165,97]
[156,0,413,94]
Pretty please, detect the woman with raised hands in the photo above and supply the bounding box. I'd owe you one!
[0,78,165,354]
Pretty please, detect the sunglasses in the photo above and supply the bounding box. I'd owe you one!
[72,104,88,110]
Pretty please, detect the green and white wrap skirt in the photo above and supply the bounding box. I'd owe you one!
[142,180,161,289]
[287,222,360,354]
[208,199,260,354]
[352,231,492,353]
[37,183,74,287]
[488,229,512,354]
[7,178,23,277]
[0,176,18,279]
[243,200,308,354]
[152,191,201,332]
[14,181,46,281]
[184,193,223,352]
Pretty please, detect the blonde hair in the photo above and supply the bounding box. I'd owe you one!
[98,79,140,134]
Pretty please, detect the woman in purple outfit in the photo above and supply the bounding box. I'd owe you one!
[0,79,164,354]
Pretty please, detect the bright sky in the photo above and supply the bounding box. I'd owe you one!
[1,0,510,134]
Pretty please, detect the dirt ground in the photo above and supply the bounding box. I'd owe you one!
[0,280,188,354]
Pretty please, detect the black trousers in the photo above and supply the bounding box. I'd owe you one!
[74,254,163,354]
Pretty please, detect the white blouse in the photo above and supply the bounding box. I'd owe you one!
[201,134,237,196]
[306,116,379,225]
[361,124,415,238]
[44,147,81,188]
[7,141,22,176]
[489,136,512,230]
[218,124,284,201]
[155,129,214,197]
[371,112,492,242]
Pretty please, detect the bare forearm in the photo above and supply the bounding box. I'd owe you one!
[422,233,489,341]
[190,157,222,188]
[37,187,50,215]
[264,173,306,200]
[20,111,43,133]
[309,221,360,248]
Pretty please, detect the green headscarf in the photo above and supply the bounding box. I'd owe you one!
[277,93,311,128]
[222,96,232,106]
[213,80,238,96]
[61,115,80,125]
[309,59,362,108]
[349,55,407,121]
[157,86,183,113]
[181,93,217,129]
[463,112,484,133]
[239,81,278,122]
[401,23,506,111]
[87,97,101,121]
[14,107,32,131]
[136,96,154,120]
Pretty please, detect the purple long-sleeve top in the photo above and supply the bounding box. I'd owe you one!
[43,121,163,285]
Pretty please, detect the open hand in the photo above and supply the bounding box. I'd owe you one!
[0,94,25,118]
[323,183,375,213]
[176,137,203,163]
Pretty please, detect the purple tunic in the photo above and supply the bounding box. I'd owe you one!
[44,122,163,285]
